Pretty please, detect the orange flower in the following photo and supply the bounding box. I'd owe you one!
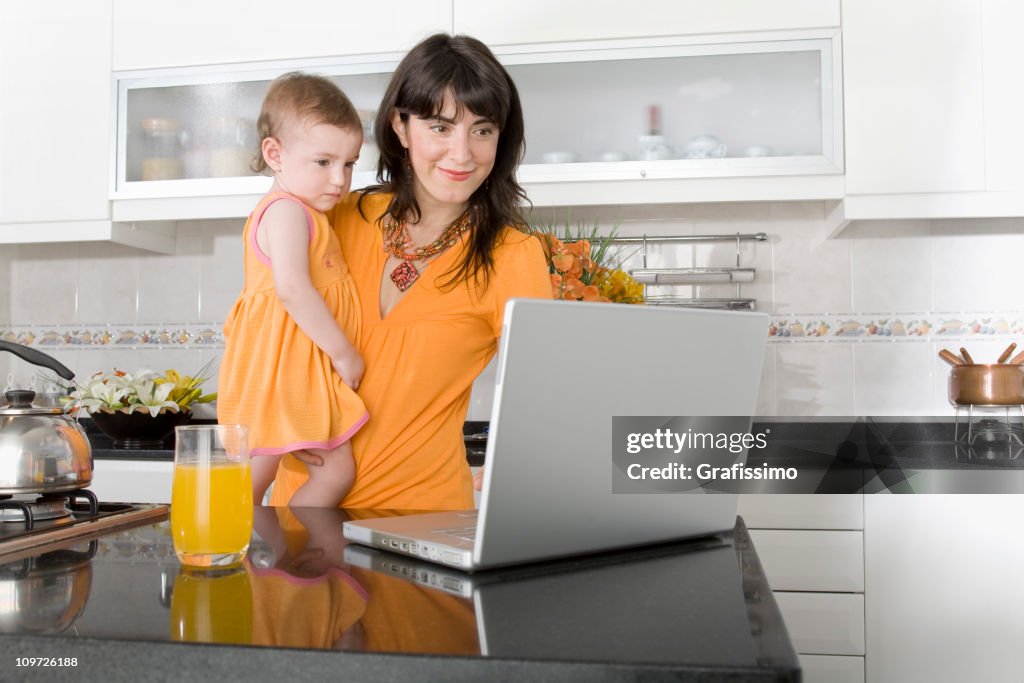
[550,273,564,298]
[563,278,587,299]
[551,251,575,274]
[533,220,644,305]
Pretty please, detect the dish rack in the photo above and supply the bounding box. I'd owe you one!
[612,232,767,311]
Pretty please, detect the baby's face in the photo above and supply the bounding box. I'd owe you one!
[274,120,362,212]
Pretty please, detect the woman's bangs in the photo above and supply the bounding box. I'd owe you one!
[400,61,508,127]
[446,65,509,127]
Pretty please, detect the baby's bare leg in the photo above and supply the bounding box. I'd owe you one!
[288,441,355,508]
[250,454,283,505]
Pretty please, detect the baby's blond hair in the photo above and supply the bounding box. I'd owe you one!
[253,72,361,173]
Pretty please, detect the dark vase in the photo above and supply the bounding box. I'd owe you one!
[90,409,192,449]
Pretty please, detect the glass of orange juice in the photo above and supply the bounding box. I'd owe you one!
[170,564,252,644]
[171,424,253,568]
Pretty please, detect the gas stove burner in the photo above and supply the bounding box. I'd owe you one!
[954,405,1024,447]
[0,497,71,523]
[0,489,98,529]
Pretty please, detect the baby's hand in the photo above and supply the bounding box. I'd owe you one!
[332,350,365,391]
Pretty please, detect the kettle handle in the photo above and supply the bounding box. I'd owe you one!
[0,340,75,381]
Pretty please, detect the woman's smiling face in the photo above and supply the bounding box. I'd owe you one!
[391,94,499,216]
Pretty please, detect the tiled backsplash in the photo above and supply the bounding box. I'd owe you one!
[2,205,1022,419]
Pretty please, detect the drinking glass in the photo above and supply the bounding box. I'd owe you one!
[171,424,253,568]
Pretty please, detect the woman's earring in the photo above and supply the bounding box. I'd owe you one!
[403,148,411,170]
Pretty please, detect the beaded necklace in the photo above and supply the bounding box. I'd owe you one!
[381,211,472,292]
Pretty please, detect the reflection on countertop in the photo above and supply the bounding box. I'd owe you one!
[0,506,799,681]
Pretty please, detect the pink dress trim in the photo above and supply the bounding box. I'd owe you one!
[249,193,316,267]
[250,411,369,457]
[248,564,370,599]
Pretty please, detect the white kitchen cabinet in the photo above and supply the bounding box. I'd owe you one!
[0,0,112,225]
[749,529,863,592]
[91,458,174,504]
[842,0,985,197]
[864,496,1024,683]
[836,0,1024,226]
[981,0,1024,192]
[739,494,863,530]
[111,0,452,70]
[799,654,864,683]
[110,33,844,221]
[775,592,865,656]
[453,0,839,46]
[744,495,865,677]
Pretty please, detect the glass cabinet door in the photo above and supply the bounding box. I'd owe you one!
[502,35,839,179]
[114,64,396,196]
[112,34,840,199]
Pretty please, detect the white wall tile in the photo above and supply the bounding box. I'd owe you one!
[756,345,777,417]
[9,243,79,325]
[769,204,852,315]
[0,247,12,323]
[775,343,855,416]
[137,243,201,324]
[77,348,139,380]
[847,220,932,313]
[196,219,245,322]
[76,242,139,324]
[930,219,1024,312]
[853,341,935,416]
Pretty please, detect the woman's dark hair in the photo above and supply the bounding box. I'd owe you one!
[359,33,528,289]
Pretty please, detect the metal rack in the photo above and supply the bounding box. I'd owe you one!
[613,232,767,311]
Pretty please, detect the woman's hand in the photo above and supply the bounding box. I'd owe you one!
[292,449,325,467]
[473,469,484,491]
[332,349,365,390]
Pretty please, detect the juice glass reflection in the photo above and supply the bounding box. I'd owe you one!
[170,564,252,645]
[171,424,253,568]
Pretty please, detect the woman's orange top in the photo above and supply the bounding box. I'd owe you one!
[270,192,551,510]
[218,192,368,456]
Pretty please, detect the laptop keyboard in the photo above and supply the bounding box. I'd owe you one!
[432,525,477,543]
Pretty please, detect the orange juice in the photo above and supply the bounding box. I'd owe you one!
[170,566,252,644]
[171,461,253,565]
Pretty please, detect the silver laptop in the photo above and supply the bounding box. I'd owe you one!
[343,299,767,570]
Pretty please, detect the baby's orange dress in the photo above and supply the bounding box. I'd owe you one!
[270,192,552,509]
[218,192,368,456]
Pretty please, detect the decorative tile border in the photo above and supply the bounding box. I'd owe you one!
[0,323,223,348]
[2,312,1023,350]
[767,313,1024,342]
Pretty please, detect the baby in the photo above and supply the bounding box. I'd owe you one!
[218,72,367,507]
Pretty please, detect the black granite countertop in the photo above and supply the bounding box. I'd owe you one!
[89,415,1024,470]
[0,508,799,682]
[87,419,491,466]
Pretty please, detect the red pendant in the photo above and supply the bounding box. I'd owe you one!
[390,260,419,292]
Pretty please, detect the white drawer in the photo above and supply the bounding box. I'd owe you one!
[749,529,864,592]
[740,494,863,530]
[775,592,865,656]
[799,654,864,683]
[91,459,173,504]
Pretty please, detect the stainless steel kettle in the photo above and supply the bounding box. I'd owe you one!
[0,341,92,494]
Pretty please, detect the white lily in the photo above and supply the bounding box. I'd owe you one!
[71,379,130,412]
[128,378,180,417]
[66,365,216,416]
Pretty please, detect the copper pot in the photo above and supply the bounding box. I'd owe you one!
[948,364,1024,406]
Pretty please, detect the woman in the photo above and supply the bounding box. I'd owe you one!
[270,34,551,510]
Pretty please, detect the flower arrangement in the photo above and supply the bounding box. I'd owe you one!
[533,220,645,304]
[67,362,217,417]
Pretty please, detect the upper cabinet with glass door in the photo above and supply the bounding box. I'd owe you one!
[111,31,843,221]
